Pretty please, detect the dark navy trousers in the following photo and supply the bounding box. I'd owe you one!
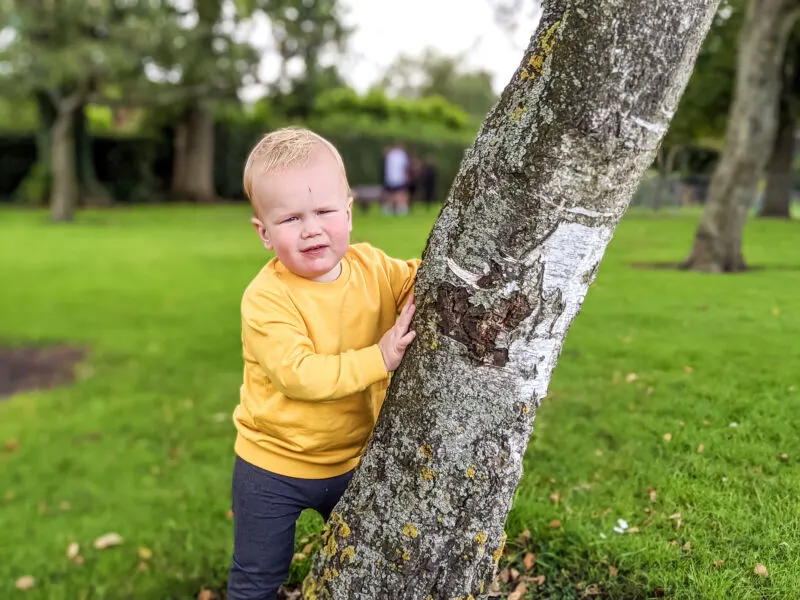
[227,456,353,600]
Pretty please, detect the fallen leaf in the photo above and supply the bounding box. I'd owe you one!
[523,552,536,570]
[509,567,520,582]
[684,366,694,373]
[282,588,302,600]
[226,510,234,519]
[73,555,84,565]
[488,578,502,596]
[703,419,710,425]
[15,576,35,590]
[627,527,640,534]
[516,529,531,544]
[625,373,638,383]
[60,501,71,510]
[549,520,562,529]
[647,487,657,502]
[550,492,560,504]
[682,541,692,553]
[754,563,768,577]
[778,453,789,461]
[697,444,704,453]
[94,532,123,550]
[499,567,510,584]
[729,422,738,428]
[646,387,654,396]
[714,559,725,567]
[291,553,306,563]
[595,449,603,457]
[138,562,148,572]
[507,582,528,600]
[772,307,781,316]
[66,542,80,559]
[663,433,672,442]
[529,575,546,586]
[196,589,219,600]
[302,543,314,554]
[138,547,152,560]
[609,566,618,576]
[653,587,666,597]
[5,439,19,453]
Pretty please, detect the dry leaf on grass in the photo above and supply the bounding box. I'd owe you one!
[137,562,148,572]
[291,553,306,563]
[94,533,123,549]
[609,566,618,576]
[697,444,704,453]
[15,576,35,590]
[5,439,19,453]
[302,543,314,554]
[516,529,531,544]
[550,493,560,504]
[499,567,510,584]
[625,373,638,383]
[508,582,528,600]
[647,487,657,502]
[196,589,220,600]
[595,449,604,457]
[523,552,536,570]
[509,567,520,582]
[66,542,80,559]
[226,510,234,519]
[663,433,672,442]
[754,563,768,577]
[684,366,694,373]
[778,453,789,461]
[714,559,725,567]
[527,574,546,586]
[488,578,503,597]
[549,520,562,529]
[138,547,152,560]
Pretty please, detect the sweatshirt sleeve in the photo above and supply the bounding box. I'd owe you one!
[242,290,388,402]
[376,249,422,313]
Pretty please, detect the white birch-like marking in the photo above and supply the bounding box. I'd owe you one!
[446,258,483,287]
[631,116,667,133]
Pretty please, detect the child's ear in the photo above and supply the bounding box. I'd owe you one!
[346,196,354,233]
[251,217,273,250]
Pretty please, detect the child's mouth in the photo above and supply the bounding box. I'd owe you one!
[302,244,328,254]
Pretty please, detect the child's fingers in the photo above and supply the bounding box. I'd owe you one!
[399,301,416,327]
[399,331,416,348]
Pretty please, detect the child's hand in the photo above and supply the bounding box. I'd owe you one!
[378,294,416,372]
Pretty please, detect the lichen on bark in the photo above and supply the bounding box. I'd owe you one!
[306,1,721,598]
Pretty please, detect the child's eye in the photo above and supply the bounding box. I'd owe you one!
[280,217,297,224]
[318,209,335,215]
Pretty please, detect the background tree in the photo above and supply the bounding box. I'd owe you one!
[378,49,498,119]
[304,0,720,597]
[683,0,800,272]
[760,26,800,218]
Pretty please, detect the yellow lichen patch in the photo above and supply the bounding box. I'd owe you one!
[328,512,351,538]
[511,105,527,121]
[519,17,563,81]
[302,574,319,600]
[403,523,419,538]
[492,533,508,564]
[466,465,476,479]
[430,339,439,350]
[322,531,338,557]
[478,580,485,593]
[322,567,340,582]
[419,444,434,461]
[523,405,531,414]
[473,531,487,545]
[340,546,355,563]
[420,467,437,481]
[396,547,411,561]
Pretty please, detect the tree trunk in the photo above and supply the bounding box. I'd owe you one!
[654,145,681,211]
[760,94,795,218]
[171,104,217,203]
[50,98,82,223]
[684,0,800,271]
[305,1,719,598]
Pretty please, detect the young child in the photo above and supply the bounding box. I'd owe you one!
[228,128,421,600]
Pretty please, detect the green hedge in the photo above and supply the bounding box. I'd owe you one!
[1,118,475,204]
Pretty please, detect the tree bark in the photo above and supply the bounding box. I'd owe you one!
[684,0,800,271]
[760,94,795,218]
[170,103,217,203]
[305,1,719,599]
[49,88,87,223]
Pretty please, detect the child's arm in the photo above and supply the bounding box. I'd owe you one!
[243,291,414,401]
[378,252,422,313]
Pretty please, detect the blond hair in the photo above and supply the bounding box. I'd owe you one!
[243,127,350,210]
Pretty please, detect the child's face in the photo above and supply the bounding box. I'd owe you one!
[251,147,352,282]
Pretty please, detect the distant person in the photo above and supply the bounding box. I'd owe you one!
[382,143,410,215]
[419,157,439,209]
[407,154,422,205]
[227,127,421,600]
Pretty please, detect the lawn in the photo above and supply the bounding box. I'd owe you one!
[0,204,799,600]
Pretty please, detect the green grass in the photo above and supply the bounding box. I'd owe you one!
[0,204,799,599]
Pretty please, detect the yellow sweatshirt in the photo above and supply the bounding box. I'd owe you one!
[233,243,420,479]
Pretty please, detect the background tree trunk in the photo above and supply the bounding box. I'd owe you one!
[170,104,217,203]
[75,104,113,207]
[305,1,720,598]
[49,99,82,222]
[684,0,800,271]
[654,145,681,211]
[760,93,796,218]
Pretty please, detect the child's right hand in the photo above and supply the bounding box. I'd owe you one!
[378,294,416,372]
